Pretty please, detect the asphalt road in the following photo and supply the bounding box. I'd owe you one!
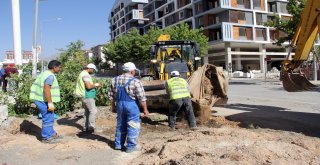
[214,79,320,137]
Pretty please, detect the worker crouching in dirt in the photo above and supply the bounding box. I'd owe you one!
[109,62,149,153]
[30,60,63,144]
[166,71,197,131]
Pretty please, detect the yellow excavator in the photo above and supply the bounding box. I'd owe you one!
[141,35,228,117]
[281,0,320,91]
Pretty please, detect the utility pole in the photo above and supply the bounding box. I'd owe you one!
[32,0,39,78]
[313,46,318,81]
[11,0,22,65]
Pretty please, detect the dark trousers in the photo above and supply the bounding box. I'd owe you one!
[168,97,197,128]
[2,79,7,92]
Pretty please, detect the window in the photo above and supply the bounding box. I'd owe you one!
[239,27,246,37]
[216,16,220,23]
[253,0,261,9]
[280,3,288,13]
[237,0,244,5]
[179,11,184,20]
[238,12,245,20]
[197,17,203,27]
[256,13,263,25]
[164,6,169,14]
[256,29,263,37]
[256,28,266,40]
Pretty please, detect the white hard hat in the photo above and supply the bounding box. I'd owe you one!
[86,63,97,71]
[170,71,180,76]
[123,62,138,71]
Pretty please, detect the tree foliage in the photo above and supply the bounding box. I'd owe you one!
[163,23,208,55]
[104,29,149,63]
[265,0,306,46]
[8,40,111,116]
[103,23,208,64]
[58,40,88,66]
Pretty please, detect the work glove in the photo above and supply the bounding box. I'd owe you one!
[94,83,101,87]
[48,102,55,111]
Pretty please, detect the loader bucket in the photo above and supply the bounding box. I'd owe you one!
[282,72,317,92]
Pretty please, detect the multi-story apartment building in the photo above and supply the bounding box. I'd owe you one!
[109,0,319,73]
[91,44,107,63]
[109,0,149,40]
[2,50,36,65]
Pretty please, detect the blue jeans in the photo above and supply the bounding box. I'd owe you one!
[115,101,140,150]
[34,100,56,140]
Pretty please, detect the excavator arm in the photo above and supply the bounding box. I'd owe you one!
[282,0,320,91]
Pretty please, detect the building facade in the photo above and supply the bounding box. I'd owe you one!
[2,50,36,65]
[109,0,149,40]
[91,45,106,63]
[109,0,319,73]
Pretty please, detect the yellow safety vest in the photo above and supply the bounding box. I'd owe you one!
[29,70,61,102]
[167,77,191,100]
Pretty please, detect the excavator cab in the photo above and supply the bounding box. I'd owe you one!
[149,40,200,80]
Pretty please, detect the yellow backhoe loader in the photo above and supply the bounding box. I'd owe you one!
[141,35,228,119]
[281,0,320,91]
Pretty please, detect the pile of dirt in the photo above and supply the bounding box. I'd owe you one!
[133,127,320,164]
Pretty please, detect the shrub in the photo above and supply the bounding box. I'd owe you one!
[9,64,34,115]
[94,78,111,106]
[55,60,83,115]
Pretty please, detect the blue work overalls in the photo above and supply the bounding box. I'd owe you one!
[34,100,56,140]
[114,77,141,150]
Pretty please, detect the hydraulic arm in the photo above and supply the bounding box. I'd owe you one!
[282,0,320,91]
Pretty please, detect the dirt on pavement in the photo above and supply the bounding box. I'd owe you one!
[1,106,320,165]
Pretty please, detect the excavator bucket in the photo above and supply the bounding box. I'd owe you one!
[281,72,317,92]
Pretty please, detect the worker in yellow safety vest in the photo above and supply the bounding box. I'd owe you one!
[74,63,101,133]
[30,60,62,143]
[166,70,197,131]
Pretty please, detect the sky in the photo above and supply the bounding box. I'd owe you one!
[0,0,115,60]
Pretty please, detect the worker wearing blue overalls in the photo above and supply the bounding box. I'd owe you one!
[109,62,149,153]
[30,60,62,143]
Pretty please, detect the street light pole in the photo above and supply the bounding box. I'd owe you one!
[11,0,22,65]
[39,17,62,72]
[32,0,39,78]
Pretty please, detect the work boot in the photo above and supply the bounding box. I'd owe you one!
[169,127,176,131]
[42,137,59,144]
[52,133,63,140]
[190,126,198,131]
[126,145,141,153]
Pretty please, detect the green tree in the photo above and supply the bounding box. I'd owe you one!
[163,23,208,56]
[104,29,148,63]
[265,0,306,46]
[58,40,88,66]
[104,23,208,64]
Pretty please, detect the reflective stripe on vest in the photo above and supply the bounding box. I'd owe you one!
[30,70,61,102]
[167,77,190,100]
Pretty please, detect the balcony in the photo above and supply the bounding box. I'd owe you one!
[177,0,191,8]
[222,22,254,42]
